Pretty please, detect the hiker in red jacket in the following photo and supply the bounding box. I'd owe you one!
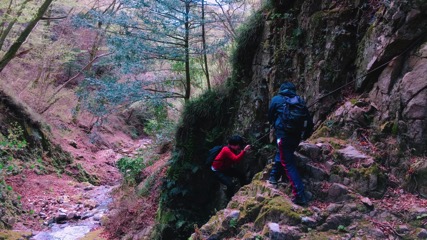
[211,135,251,199]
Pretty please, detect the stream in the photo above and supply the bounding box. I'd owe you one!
[26,139,152,239]
[31,185,115,240]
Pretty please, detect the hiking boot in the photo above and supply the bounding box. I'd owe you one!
[292,195,308,206]
[268,176,278,184]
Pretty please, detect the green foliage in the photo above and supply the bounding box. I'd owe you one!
[0,123,27,177]
[350,98,358,105]
[76,75,156,125]
[74,0,231,74]
[171,59,205,90]
[337,225,347,232]
[391,121,399,136]
[147,118,176,144]
[288,27,303,49]
[32,157,47,175]
[270,12,284,20]
[416,213,427,220]
[231,11,264,76]
[72,0,231,107]
[77,72,178,145]
[138,171,157,197]
[159,88,238,238]
[181,88,229,127]
[143,100,176,146]
[0,122,27,157]
[229,217,238,228]
[270,12,293,20]
[205,127,225,144]
[117,156,145,185]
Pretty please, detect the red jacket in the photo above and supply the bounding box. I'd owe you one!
[212,146,246,171]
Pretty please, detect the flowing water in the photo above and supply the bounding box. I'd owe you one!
[31,185,114,240]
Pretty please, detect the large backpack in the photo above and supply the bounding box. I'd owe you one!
[205,145,224,166]
[280,95,314,140]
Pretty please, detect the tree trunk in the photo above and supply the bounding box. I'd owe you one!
[184,0,191,101]
[0,0,54,74]
[0,0,32,51]
[201,0,211,90]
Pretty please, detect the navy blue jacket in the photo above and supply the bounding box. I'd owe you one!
[268,83,302,140]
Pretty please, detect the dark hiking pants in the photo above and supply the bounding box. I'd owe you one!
[213,168,246,198]
[276,137,304,198]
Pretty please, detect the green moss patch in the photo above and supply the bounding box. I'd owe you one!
[0,230,32,240]
[237,198,263,224]
[79,229,107,240]
[254,196,302,230]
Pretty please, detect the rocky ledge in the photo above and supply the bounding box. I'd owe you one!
[191,139,427,240]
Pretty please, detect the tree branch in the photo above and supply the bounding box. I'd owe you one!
[45,52,112,104]
[144,88,185,98]
[40,16,67,20]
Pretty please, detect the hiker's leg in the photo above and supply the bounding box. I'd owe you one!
[270,149,285,183]
[278,138,304,197]
[214,171,235,198]
[228,168,248,186]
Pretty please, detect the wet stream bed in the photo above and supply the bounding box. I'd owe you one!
[31,185,114,240]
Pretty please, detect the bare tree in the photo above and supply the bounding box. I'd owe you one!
[208,0,260,41]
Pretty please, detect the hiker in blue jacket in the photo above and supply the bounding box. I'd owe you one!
[268,81,308,206]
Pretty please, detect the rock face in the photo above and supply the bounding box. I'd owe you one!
[369,42,427,152]
[242,0,427,154]
[157,0,427,239]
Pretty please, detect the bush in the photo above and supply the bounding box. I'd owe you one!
[0,123,27,176]
[116,156,145,185]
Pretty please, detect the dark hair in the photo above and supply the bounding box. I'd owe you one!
[228,135,244,146]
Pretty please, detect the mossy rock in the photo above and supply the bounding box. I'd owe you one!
[235,223,256,239]
[331,163,387,197]
[0,182,21,229]
[79,229,107,240]
[237,198,263,225]
[200,212,221,234]
[348,164,382,178]
[0,230,32,240]
[66,163,100,185]
[302,230,350,240]
[253,196,302,231]
[238,180,274,198]
[405,158,427,197]
[314,139,392,196]
[252,171,267,181]
[310,125,330,139]
[330,164,349,177]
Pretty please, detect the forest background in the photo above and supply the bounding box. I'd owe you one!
[0,0,260,238]
[0,0,260,131]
